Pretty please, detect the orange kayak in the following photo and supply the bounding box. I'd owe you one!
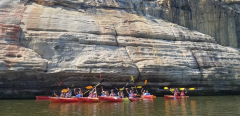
[36,96,50,100]
[98,96,123,102]
[77,97,88,102]
[49,97,58,103]
[141,95,153,99]
[58,98,78,103]
[86,97,100,103]
[164,95,189,99]
[129,97,140,101]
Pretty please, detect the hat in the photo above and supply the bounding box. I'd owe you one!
[102,91,105,93]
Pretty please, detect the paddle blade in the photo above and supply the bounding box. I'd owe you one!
[153,96,156,98]
[86,86,93,89]
[119,88,123,91]
[170,89,175,91]
[137,86,142,88]
[62,89,68,92]
[131,76,134,83]
[71,84,74,87]
[189,88,195,90]
[179,88,184,90]
[144,80,147,85]
[59,81,62,86]
[164,87,168,90]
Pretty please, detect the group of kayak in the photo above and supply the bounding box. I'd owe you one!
[36,79,190,102]
[46,86,154,103]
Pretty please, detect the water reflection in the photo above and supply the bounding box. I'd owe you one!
[2,96,240,116]
[164,99,196,116]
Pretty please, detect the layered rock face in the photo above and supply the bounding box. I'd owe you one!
[0,0,240,98]
[135,0,240,48]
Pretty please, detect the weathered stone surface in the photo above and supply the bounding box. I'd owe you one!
[134,0,240,48]
[1,0,240,98]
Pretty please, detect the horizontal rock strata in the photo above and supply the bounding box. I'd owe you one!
[0,0,240,98]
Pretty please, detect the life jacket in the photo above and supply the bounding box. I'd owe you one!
[174,92,178,96]
[145,93,150,95]
[117,95,122,98]
[129,93,132,97]
[110,93,115,97]
[101,94,106,97]
[180,92,185,96]
[89,94,93,98]
[131,94,134,97]
[92,94,97,98]
[77,93,82,97]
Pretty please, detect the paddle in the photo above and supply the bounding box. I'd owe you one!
[83,79,104,95]
[110,82,133,102]
[130,76,140,96]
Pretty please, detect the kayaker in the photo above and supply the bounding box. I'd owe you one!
[109,89,116,97]
[89,88,98,98]
[126,88,136,98]
[180,88,187,96]
[170,88,179,96]
[141,88,145,96]
[67,87,72,97]
[144,90,150,96]
[101,86,106,97]
[117,91,124,98]
[74,88,83,98]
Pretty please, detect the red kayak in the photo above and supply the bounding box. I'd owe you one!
[36,96,50,100]
[141,95,153,99]
[86,97,100,103]
[77,97,88,102]
[98,96,123,102]
[58,98,78,103]
[129,97,140,101]
[49,97,58,103]
[164,95,189,99]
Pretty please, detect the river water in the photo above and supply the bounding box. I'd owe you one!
[0,96,240,116]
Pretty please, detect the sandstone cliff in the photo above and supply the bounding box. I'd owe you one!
[0,0,240,98]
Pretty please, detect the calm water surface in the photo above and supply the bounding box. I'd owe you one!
[0,96,240,116]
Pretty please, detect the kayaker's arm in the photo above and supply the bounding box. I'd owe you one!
[170,88,174,93]
[185,88,187,93]
[74,88,76,95]
[176,88,179,93]
[101,86,104,92]
[79,88,83,95]
[126,88,129,94]
[95,87,97,97]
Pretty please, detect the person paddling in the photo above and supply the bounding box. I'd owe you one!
[109,89,116,97]
[180,88,187,96]
[141,88,150,96]
[145,90,150,95]
[117,91,124,98]
[74,88,83,98]
[89,87,98,98]
[170,88,179,96]
[66,87,72,98]
[101,86,107,97]
[126,88,136,98]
